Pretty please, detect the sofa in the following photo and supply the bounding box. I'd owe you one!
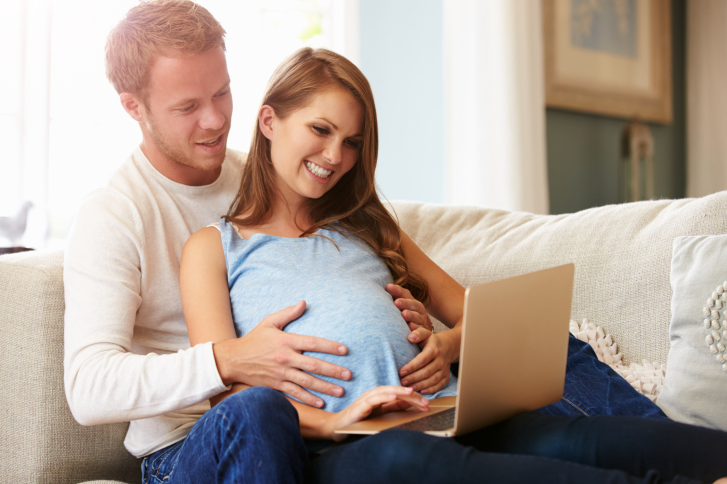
[3,193,727,483]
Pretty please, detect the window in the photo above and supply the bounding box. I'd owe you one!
[1,0,358,248]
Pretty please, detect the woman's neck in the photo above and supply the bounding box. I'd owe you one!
[233,197,315,239]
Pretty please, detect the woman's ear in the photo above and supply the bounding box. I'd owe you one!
[258,105,276,141]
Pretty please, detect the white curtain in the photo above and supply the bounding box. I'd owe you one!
[443,0,549,214]
[686,0,727,198]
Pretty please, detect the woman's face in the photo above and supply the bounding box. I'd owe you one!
[262,87,364,208]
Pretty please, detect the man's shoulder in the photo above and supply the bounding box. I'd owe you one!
[74,151,152,223]
[225,149,246,173]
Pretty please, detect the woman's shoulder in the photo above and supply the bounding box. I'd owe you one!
[184,225,224,254]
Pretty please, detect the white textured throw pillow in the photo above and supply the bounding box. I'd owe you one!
[570,319,666,402]
[658,235,727,430]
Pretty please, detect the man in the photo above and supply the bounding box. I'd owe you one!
[63,1,351,481]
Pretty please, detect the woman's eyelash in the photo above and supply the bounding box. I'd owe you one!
[312,125,360,148]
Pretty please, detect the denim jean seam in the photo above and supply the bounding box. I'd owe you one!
[144,439,184,483]
[561,397,590,417]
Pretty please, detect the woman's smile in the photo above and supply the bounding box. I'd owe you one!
[305,160,333,181]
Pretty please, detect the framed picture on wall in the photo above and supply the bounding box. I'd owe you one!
[543,0,672,124]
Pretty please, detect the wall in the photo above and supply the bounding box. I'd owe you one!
[360,0,686,213]
[546,0,686,214]
[359,0,444,204]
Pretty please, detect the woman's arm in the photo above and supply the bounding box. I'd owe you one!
[400,230,465,328]
[181,227,238,346]
[390,230,466,394]
[290,386,430,441]
[180,227,240,406]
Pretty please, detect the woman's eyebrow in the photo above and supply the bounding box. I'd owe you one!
[314,117,362,137]
[314,117,338,130]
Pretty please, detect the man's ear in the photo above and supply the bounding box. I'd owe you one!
[120,93,145,122]
[258,105,276,141]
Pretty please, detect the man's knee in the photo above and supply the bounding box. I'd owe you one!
[214,387,299,431]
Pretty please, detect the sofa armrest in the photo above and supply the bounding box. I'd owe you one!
[0,250,140,483]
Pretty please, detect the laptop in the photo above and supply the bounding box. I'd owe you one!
[335,263,574,437]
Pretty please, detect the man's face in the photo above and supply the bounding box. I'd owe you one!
[138,47,232,186]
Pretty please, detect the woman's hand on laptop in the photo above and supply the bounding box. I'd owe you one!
[327,386,430,441]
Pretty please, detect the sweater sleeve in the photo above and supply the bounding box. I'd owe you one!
[63,190,228,426]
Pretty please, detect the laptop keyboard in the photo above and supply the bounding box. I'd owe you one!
[390,407,456,432]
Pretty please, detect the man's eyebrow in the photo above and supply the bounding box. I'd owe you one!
[171,81,231,108]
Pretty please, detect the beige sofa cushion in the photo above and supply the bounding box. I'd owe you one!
[391,191,727,365]
[0,250,140,484]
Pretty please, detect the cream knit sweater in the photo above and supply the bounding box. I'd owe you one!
[64,147,243,457]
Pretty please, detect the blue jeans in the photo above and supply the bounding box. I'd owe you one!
[141,387,307,484]
[308,415,727,484]
[539,335,667,418]
[306,338,723,483]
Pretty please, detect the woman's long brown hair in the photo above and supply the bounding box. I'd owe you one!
[226,47,429,304]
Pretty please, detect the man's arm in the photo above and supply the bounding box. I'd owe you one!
[64,192,228,425]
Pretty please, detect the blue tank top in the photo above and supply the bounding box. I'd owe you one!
[219,218,457,413]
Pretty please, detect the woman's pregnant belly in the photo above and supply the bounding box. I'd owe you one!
[283,280,423,413]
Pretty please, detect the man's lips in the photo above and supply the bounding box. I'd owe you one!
[197,135,223,146]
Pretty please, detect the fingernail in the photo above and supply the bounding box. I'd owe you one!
[409,335,417,342]
[421,390,429,395]
[338,346,346,354]
[401,380,408,386]
[400,370,407,377]
[334,388,343,396]
[342,370,351,380]
[316,400,324,407]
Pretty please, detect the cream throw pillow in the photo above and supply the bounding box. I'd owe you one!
[658,235,727,430]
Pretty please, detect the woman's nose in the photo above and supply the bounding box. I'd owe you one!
[322,141,342,165]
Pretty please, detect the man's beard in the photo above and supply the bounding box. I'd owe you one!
[146,115,229,172]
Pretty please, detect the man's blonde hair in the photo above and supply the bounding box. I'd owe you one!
[105,0,226,97]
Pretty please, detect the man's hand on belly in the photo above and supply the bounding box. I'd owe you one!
[213,300,352,408]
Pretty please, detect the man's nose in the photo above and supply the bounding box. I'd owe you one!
[199,103,225,131]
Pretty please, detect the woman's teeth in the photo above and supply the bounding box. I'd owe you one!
[306,161,332,179]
